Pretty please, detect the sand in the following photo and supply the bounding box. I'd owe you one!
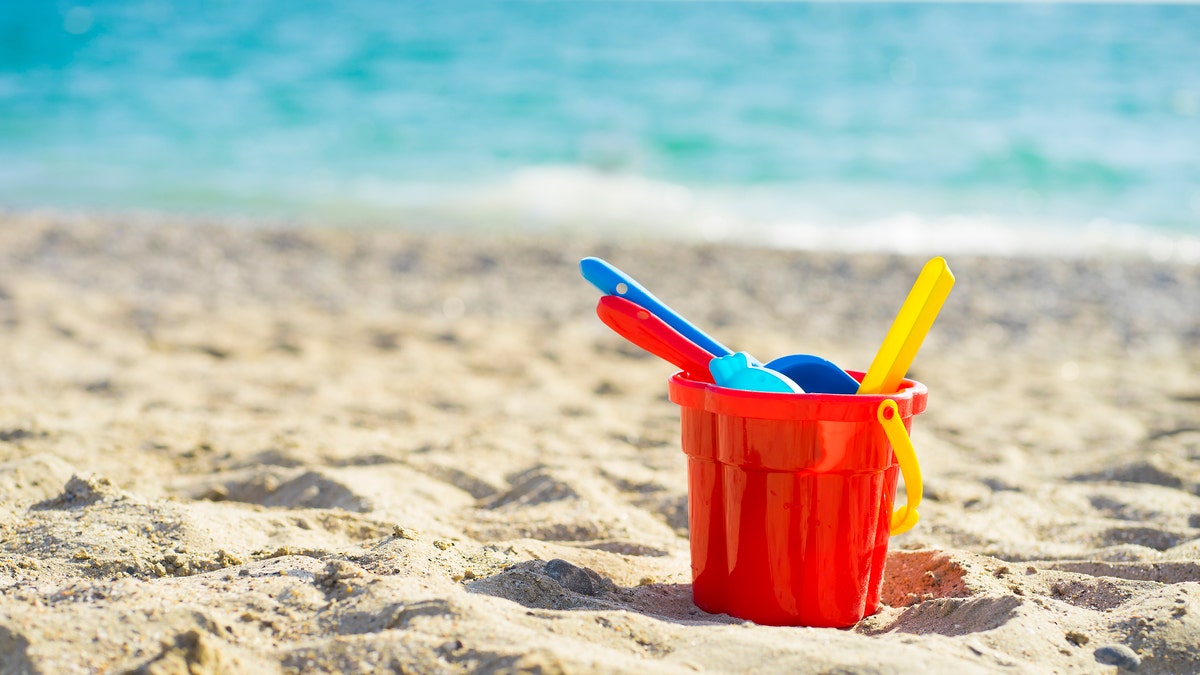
[1,213,1198,674]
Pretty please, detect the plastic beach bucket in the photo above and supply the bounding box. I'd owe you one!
[668,370,927,628]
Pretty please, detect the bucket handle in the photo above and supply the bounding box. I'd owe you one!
[877,399,922,535]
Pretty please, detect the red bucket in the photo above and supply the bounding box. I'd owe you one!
[669,370,927,628]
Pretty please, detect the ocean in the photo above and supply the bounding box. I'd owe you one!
[2,1,1198,258]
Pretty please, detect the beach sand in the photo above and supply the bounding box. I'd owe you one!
[2,213,1199,674]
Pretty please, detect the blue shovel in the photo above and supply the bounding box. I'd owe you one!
[580,257,860,394]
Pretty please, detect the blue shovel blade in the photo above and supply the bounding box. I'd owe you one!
[764,354,860,395]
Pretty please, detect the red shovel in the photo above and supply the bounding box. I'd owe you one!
[595,295,716,383]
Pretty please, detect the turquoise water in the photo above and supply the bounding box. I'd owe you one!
[2,1,1199,256]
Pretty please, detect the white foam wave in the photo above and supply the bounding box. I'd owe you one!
[330,165,1200,263]
[450,165,741,241]
[761,213,1200,263]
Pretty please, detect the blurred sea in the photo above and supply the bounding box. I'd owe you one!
[2,1,1199,258]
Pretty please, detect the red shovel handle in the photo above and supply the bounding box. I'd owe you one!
[596,295,716,383]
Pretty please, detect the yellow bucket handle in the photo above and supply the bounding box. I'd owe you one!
[877,399,921,535]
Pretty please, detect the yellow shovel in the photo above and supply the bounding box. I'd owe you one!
[858,257,955,395]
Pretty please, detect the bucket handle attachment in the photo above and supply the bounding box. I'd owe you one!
[877,399,922,535]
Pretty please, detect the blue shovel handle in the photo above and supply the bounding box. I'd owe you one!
[580,257,734,358]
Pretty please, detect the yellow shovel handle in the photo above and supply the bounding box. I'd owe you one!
[877,399,921,535]
[858,256,955,396]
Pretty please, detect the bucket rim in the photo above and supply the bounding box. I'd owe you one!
[668,369,927,421]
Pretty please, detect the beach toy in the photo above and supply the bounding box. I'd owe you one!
[857,257,956,395]
[709,352,803,393]
[669,369,927,627]
[595,295,717,383]
[580,257,859,394]
[596,295,803,393]
[581,257,733,356]
[758,353,858,395]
